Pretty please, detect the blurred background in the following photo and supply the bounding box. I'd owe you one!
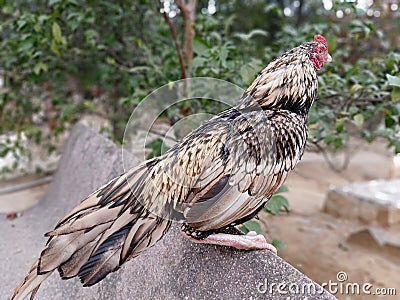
[0,1,399,299]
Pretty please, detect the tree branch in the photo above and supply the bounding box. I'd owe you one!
[161,5,186,79]
[176,0,197,77]
[310,140,351,172]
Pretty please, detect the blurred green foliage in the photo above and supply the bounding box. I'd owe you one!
[264,185,290,215]
[0,0,399,175]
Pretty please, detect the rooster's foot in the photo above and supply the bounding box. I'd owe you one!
[184,230,277,254]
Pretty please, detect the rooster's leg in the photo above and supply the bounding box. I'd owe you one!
[181,225,277,253]
[189,231,277,253]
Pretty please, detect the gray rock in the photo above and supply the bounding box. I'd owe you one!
[324,180,400,226]
[1,122,335,300]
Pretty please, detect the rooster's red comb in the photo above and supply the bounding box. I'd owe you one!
[313,35,328,48]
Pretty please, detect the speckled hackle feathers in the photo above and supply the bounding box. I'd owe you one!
[10,35,330,300]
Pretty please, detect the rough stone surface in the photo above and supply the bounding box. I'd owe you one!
[324,180,400,226]
[1,122,335,300]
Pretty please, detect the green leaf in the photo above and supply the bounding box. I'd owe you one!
[233,29,268,41]
[192,57,207,71]
[240,60,262,85]
[391,87,400,102]
[276,185,288,194]
[60,103,75,120]
[33,62,48,74]
[325,135,334,145]
[219,46,228,68]
[49,0,61,6]
[348,106,359,114]
[38,15,50,24]
[265,195,289,215]
[105,56,116,65]
[349,84,362,95]
[386,74,400,87]
[335,118,345,133]
[192,37,210,57]
[333,137,343,149]
[326,34,337,52]
[240,65,252,84]
[272,239,286,249]
[385,115,395,128]
[128,66,151,73]
[350,19,364,28]
[52,22,62,43]
[353,114,364,128]
[146,138,168,159]
[0,143,9,158]
[50,40,60,55]
[240,220,262,234]
[395,142,400,154]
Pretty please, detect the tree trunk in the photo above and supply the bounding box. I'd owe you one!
[176,0,197,78]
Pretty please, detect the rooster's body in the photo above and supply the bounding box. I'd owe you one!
[11,35,331,300]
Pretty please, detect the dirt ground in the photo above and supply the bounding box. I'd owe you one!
[1,138,399,299]
[262,140,400,300]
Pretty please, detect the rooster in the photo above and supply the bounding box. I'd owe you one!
[10,35,331,300]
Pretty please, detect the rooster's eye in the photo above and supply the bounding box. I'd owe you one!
[319,49,322,53]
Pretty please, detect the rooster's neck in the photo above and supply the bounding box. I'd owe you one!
[242,44,318,117]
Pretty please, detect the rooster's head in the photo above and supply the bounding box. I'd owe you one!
[311,35,332,71]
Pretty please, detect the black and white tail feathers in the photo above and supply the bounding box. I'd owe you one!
[10,161,172,300]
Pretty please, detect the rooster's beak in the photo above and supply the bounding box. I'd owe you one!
[327,54,332,63]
